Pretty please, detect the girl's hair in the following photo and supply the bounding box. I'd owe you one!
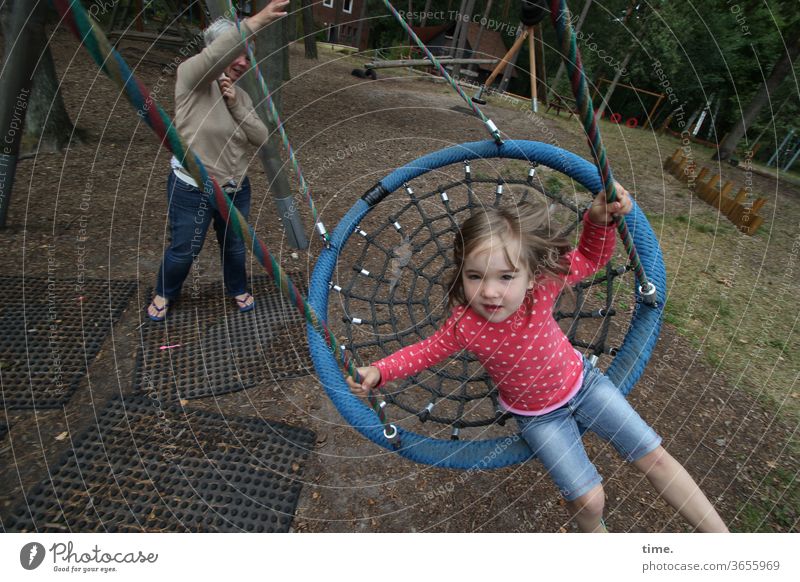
[448,201,573,307]
[203,17,236,46]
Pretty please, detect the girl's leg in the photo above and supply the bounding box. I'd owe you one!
[516,411,605,532]
[212,178,251,298]
[567,484,608,532]
[633,446,729,532]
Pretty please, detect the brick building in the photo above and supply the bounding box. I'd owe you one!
[312,0,369,50]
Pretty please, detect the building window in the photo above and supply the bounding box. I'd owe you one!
[322,0,333,7]
[343,0,353,14]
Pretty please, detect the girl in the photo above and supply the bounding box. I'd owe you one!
[347,186,728,533]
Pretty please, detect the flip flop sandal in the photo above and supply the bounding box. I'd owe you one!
[235,292,255,313]
[147,299,169,322]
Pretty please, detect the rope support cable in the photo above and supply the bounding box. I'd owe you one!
[380,0,503,145]
[548,0,656,304]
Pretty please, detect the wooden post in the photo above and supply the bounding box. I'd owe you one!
[528,26,537,113]
[744,215,764,235]
[643,93,664,130]
[480,27,528,90]
[719,181,734,213]
[750,198,767,214]
[535,24,547,106]
[700,174,720,203]
[663,148,682,172]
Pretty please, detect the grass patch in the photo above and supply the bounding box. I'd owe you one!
[736,468,800,532]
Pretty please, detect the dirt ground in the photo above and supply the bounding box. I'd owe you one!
[0,28,797,533]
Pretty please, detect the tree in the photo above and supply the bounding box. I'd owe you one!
[714,36,800,161]
[0,0,79,154]
[1,0,79,227]
[301,0,318,58]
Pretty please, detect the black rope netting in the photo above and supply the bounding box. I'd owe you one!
[330,162,632,437]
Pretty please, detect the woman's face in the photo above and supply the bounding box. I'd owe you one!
[224,52,250,82]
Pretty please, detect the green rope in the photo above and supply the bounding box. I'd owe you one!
[549,0,656,303]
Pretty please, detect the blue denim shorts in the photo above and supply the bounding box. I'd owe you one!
[515,358,661,501]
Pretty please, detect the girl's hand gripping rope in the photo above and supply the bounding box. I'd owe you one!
[587,180,633,225]
[346,366,382,398]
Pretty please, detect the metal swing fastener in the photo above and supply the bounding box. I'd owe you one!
[638,282,658,306]
[316,222,331,248]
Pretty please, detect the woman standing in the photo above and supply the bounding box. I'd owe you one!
[147,0,289,321]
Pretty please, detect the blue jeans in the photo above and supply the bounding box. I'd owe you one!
[155,172,251,300]
[515,359,662,501]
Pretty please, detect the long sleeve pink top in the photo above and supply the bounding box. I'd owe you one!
[373,214,617,415]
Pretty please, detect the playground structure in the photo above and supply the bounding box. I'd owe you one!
[591,77,665,130]
[471,23,544,112]
[353,56,500,80]
[663,148,766,235]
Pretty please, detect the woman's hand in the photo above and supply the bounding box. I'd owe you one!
[588,180,633,225]
[218,73,236,105]
[346,366,381,398]
[246,0,290,31]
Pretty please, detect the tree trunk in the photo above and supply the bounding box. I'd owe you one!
[1,0,74,227]
[353,0,367,52]
[449,0,468,56]
[498,24,523,93]
[450,0,476,79]
[1,0,78,155]
[301,0,317,58]
[595,48,634,118]
[714,37,800,161]
[286,0,297,42]
[467,0,493,73]
[421,0,433,27]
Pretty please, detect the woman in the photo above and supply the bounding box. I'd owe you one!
[147,0,289,321]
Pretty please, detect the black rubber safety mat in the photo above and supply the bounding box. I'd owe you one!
[5,394,315,532]
[134,275,311,400]
[0,277,136,410]
[0,421,7,440]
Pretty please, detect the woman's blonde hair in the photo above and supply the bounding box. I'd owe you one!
[448,202,573,308]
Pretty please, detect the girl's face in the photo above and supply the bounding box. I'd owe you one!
[462,238,533,323]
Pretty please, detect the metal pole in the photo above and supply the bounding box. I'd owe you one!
[767,128,794,167]
[205,0,307,248]
[782,136,800,172]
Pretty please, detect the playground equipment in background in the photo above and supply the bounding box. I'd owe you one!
[766,128,799,172]
[591,77,665,130]
[352,56,500,80]
[663,149,766,236]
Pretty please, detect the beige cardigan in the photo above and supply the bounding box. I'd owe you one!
[174,20,269,185]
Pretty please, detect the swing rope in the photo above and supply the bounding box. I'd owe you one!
[213,0,330,244]
[382,0,657,305]
[548,0,656,303]
[50,0,399,445]
[380,0,503,145]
